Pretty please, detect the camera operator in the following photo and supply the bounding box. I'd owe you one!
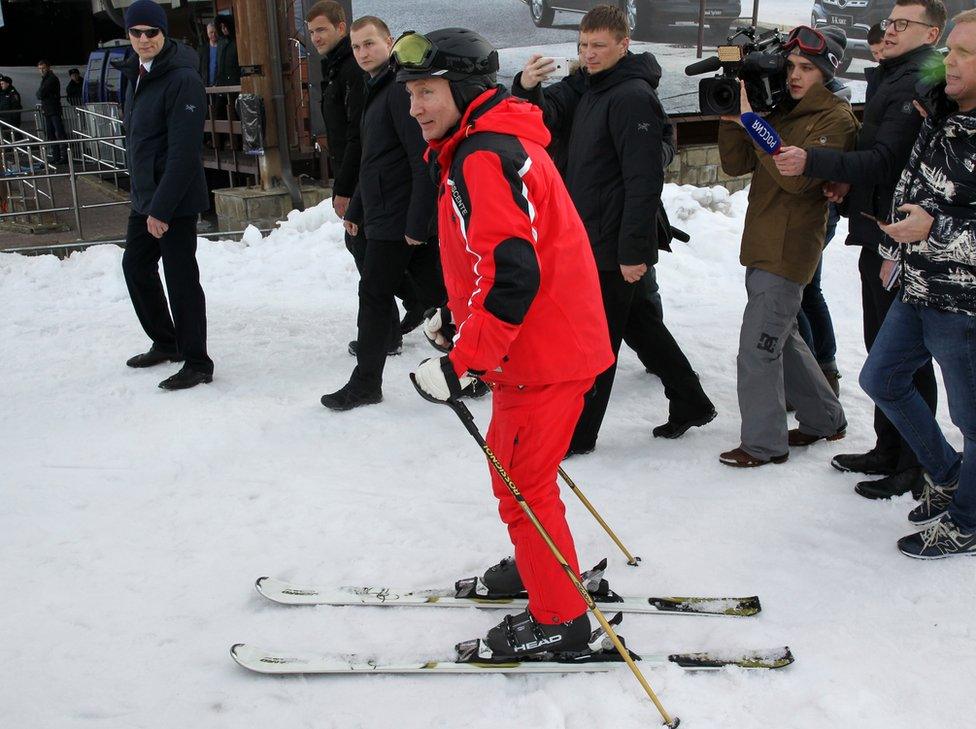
[717,26,858,468]
[775,1,947,499]
[859,9,976,558]
[513,4,716,453]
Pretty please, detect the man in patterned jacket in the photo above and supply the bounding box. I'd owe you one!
[399,28,614,656]
[860,9,976,558]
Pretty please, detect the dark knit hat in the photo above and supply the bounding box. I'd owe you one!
[796,26,847,80]
[125,0,168,35]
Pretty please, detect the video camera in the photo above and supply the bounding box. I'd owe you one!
[685,26,789,116]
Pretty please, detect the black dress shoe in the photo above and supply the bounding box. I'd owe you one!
[347,339,402,357]
[830,449,898,476]
[158,367,213,390]
[127,347,183,368]
[321,380,382,411]
[855,467,925,500]
[564,442,595,459]
[652,408,717,439]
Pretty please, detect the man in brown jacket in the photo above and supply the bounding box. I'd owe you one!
[717,26,859,467]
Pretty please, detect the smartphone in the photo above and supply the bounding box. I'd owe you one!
[860,211,890,225]
[544,57,573,78]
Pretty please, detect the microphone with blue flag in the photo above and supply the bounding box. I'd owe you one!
[741,112,782,155]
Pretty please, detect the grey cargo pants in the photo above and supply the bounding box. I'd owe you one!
[738,267,846,460]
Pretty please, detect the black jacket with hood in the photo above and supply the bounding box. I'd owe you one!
[513,52,666,271]
[118,40,209,222]
[345,65,435,242]
[804,45,939,253]
[319,35,366,198]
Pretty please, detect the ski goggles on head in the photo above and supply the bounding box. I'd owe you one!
[782,26,827,55]
[391,31,499,78]
[392,31,438,71]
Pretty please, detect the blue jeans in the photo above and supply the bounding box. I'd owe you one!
[797,204,839,366]
[859,297,976,530]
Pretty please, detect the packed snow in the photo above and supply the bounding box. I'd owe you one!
[1,185,971,729]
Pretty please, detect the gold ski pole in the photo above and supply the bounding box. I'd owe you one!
[431,392,678,728]
[558,466,641,567]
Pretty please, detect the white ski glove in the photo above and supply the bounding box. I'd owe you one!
[423,307,455,353]
[412,356,473,403]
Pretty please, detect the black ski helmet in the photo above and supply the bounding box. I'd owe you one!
[393,28,499,113]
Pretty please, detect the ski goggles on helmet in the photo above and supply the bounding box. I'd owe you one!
[391,31,499,79]
[781,26,827,55]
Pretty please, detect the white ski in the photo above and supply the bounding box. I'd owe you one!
[255,576,762,617]
[230,643,794,675]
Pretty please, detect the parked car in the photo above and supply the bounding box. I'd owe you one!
[521,0,742,45]
[811,0,968,73]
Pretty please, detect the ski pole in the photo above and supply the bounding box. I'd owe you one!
[441,395,679,728]
[557,466,641,567]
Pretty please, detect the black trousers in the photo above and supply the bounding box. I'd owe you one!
[571,270,637,451]
[44,113,66,162]
[122,213,213,375]
[622,266,713,422]
[351,237,446,389]
[345,229,420,343]
[858,247,937,470]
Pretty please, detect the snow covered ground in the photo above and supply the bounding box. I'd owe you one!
[2,186,972,729]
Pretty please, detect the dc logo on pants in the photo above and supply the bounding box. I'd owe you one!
[757,332,778,353]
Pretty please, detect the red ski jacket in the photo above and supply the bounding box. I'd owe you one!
[427,89,612,386]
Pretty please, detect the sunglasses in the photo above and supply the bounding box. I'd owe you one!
[128,27,162,39]
[782,26,827,54]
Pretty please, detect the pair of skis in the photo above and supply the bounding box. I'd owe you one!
[232,561,792,676]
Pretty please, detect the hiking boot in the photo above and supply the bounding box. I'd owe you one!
[320,380,382,411]
[348,339,402,357]
[830,450,898,476]
[652,408,717,439]
[719,447,788,468]
[820,364,841,397]
[855,467,924,500]
[789,427,846,447]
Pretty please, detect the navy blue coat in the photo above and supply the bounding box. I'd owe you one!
[119,41,209,222]
[345,66,435,242]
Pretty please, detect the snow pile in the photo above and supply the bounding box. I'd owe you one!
[1,185,971,729]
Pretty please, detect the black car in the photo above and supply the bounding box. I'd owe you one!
[521,0,743,44]
[812,0,968,72]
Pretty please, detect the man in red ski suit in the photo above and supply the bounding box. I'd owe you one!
[399,28,613,656]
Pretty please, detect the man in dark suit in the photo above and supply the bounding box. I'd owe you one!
[119,0,213,390]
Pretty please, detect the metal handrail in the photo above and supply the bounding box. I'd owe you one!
[2,227,277,257]
[74,106,125,124]
[0,134,122,152]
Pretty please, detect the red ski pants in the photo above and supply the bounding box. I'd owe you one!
[485,378,593,624]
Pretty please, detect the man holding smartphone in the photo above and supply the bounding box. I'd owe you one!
[514,4,714,453]
[775,0,947,497]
